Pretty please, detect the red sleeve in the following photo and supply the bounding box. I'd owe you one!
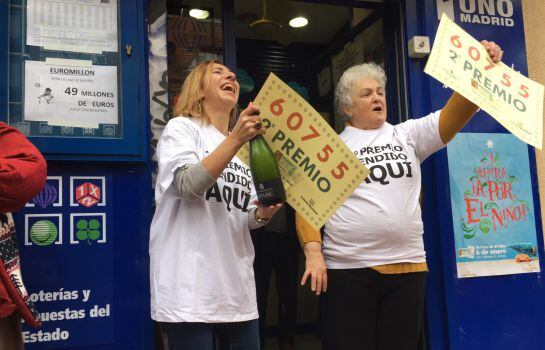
[0,122,47,212]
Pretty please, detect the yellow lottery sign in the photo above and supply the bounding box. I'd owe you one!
[425,14,544,149]
[238,73,369,230]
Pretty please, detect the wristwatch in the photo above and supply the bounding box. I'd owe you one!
[253,209,270,224]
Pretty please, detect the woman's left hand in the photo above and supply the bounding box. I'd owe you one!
[255,202,283,220]
[482,40,503,63]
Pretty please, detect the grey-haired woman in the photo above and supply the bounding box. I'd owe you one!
[296,41,503,350]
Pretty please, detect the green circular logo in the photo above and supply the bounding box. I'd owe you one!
[29,220,58,246]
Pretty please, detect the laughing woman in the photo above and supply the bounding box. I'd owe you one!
[149,60,282,349]
[296,41,504,350]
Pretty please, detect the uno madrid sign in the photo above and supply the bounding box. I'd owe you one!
[437,0,515,27]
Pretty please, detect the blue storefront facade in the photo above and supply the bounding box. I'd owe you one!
[1,0,544,349]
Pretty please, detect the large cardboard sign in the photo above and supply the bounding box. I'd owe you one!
[239,74,369,230]
[425,14,544,149]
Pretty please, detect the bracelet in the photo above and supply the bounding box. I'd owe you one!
[253,209,270,224]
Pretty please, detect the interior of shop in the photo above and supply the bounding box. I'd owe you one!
[163,1,400,349]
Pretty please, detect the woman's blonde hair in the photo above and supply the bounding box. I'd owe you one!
[173,60,237,126]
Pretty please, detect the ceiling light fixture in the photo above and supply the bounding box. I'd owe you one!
[189,8,210,19]
[289,17,308,28]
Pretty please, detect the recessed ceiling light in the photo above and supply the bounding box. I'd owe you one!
[189,8,210,19]
[289,17,308,28]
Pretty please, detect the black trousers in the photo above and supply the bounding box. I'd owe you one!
[322,268,427,350]
[251,229,300,347]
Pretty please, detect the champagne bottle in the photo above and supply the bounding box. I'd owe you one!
[249,135,286,206]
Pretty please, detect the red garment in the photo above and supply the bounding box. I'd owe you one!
[0,122,46,327]
[0,268,16,319]
[0,122,47,212]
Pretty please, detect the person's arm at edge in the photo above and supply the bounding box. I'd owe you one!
[296,212,327,295]
[0,123,47,212]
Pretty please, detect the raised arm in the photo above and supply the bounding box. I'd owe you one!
[202,102,282,220]
[438,40,503,144]
[202,102,262,178]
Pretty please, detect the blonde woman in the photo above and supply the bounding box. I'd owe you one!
[149,61,282,349]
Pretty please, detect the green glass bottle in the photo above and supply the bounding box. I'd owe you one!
[249,135,286,206]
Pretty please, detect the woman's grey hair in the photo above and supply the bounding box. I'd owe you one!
[334,63,387,121]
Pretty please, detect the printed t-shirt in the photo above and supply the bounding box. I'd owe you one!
[324,112,444,269]
[149,117,258,322]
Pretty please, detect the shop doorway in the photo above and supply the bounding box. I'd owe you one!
[234,0,407,131]
[161,1,409,349]
[233,1,408,349]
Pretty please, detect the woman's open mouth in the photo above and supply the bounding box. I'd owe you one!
[221,83,236,94]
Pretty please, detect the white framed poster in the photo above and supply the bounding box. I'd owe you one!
[24,60,118,128]
[448,133,540,278]
[26,0,118,54]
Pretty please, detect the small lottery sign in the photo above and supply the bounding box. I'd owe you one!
[425,14,544,149]
[76,182,102,207]
[238,73,369,230]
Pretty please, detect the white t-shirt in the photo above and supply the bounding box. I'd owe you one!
[149,117,258,323]
[323,111,444,269]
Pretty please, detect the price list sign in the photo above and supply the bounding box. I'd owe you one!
[239,73,369,230]
[425,14,544,149]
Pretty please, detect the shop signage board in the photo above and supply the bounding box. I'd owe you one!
[436,0,517,27]
[17,174,114,348]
